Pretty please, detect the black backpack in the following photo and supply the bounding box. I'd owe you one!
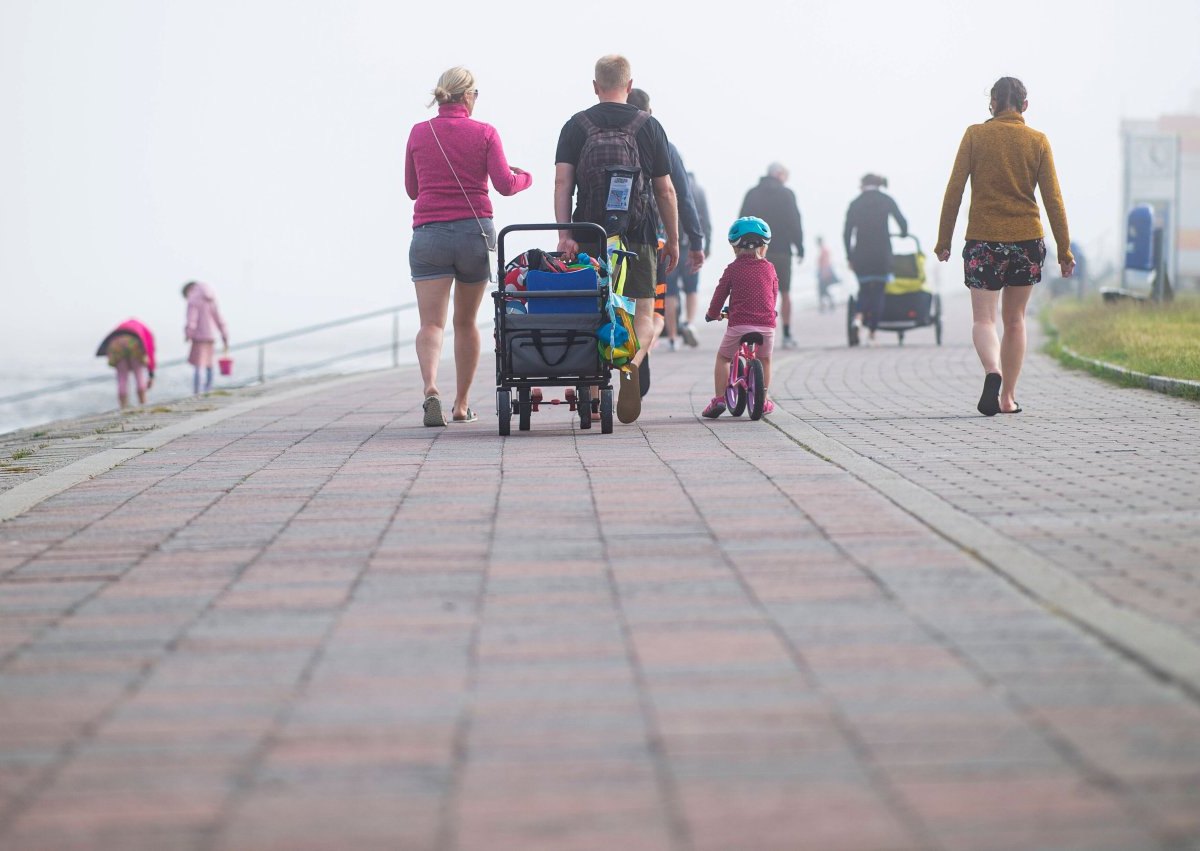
[573,110,651,238]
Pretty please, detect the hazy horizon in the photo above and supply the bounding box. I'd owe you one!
[3,0,1199,390]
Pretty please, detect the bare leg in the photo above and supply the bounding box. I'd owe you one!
[970,288,1002,374]
[649,312,665,350]
[415,277,453,398]
[714,355,731,398]
[999,285,1034,412]
[761,356,771,394]
[451,280,488,420]
[780,291,792,334]
[630,297,654,366]
[116,361,130,409]
[685,292,698,326]
[135,364,148,406]
[664,294,680,342]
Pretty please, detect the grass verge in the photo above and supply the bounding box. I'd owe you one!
[1043,295,1200,400]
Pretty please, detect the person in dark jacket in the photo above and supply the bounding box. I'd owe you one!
[740,163,804,348]
[843,173,907,345]
[627,88,705,379]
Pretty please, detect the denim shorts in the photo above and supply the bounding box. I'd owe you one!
[410,218,496,283]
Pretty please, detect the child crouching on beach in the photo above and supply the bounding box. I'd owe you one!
[701,217,779,418]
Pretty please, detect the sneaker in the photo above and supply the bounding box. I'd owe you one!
[763,398,775,415]
[667,338,679,352]
[680,323,699,348]
[701,397,726,418]
[782,335,798,350]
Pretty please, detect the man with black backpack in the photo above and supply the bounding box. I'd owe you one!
[554,54,681,424]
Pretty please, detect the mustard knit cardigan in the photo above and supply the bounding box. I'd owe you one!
[935,111,1072,264]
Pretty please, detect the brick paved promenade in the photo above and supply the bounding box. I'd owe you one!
[2,290,1199,850]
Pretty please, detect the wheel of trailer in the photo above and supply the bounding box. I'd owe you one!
[898,330,905,346]
[846,295,860,347]
[934,295,944,346]
[518,387,531,431]
[600,388,614,434]
[497,389,511,436]
[577,386,592,429]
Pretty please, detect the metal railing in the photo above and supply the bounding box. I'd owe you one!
[0,303,418,407]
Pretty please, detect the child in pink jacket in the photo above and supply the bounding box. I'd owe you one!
[96,318,156,408]
[182,281,229,394]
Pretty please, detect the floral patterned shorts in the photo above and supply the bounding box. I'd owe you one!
[963,238,1046,290]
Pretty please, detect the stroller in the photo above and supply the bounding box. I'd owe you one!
[847,234,942,346]
[492,222,618,435]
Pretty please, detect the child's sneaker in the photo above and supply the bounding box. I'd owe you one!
[763,398,776,415]
[701,397,726,418]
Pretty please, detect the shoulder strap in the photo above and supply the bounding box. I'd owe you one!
[626,110,650,136]
[575,111,599,135]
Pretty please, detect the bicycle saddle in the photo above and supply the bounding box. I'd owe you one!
[739,332,764,345]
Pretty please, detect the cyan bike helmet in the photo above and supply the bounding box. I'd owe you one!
[728,216,772,248]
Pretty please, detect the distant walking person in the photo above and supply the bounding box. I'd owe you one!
[740,163,803,348]
[406,66,532,426]
[183,281,229,394]
[668,170,713,348]
[96,318,155,409]
[815,236,837,313]
[843,174,907,344]
[935,77,1073,416]
[625,86,705,376]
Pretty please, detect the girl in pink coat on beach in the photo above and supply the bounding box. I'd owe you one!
[182,281,229,394]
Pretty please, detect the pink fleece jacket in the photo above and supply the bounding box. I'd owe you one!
[185,282,228,345]
[97,318,157,376]
[405,102,532,227]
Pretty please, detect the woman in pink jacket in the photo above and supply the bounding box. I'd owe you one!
[182,281,230,394]
[96,318,156,408]
[405,66,532,426]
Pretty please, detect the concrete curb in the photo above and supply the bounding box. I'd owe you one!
[1058,344,1200,397]
[0,371,379,523]
[768,408,1200,699]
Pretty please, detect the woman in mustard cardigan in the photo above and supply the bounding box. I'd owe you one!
[935,77,1074,416]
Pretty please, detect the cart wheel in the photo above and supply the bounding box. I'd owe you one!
[577,386,592,430]
[729,356,748,417]
[518,387,531,431]
[898,331,905,346]
[934,295,944,346]
[846,296,860,347]
[600,388,614,434]
[748,358,766,420]
[497,389,511,436]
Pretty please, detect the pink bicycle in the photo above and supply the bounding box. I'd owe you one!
[708,311,768,421]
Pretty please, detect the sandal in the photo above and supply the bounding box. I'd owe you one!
[617,363,642,424]
[423,395,446,427]
[451,407,478,423]
[977,373,1001,417]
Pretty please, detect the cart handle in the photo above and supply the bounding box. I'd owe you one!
[497,222,609,282]
[890,233,923,255]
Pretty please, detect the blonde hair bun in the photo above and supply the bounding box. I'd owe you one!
[428,66,475,108]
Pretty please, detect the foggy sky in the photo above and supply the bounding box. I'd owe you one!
[3,0,1199,380]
